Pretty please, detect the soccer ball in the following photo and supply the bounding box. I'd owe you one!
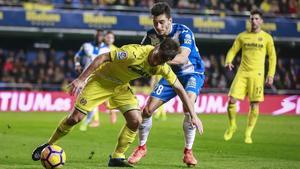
[40,145,66,169]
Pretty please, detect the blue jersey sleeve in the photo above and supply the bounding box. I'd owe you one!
[75,45,85,59]
[141,33,151,45]
[179,29,194,51]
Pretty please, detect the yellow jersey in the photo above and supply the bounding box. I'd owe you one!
[109,44,118,51]
[95,44,177,86]
[225,30,276,77]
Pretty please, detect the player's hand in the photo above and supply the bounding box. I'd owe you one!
[191,115,204,135]
[265,76,274,87]
[225,63,234,71]
[67,78,86,96]
[75,64,83,74]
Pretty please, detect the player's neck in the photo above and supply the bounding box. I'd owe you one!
[251,28,261,33]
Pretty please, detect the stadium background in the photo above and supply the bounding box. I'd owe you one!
[0,1,300,169]
[0,0,299,114]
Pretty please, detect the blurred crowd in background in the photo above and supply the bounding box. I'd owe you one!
[0,0,299,92]
[0,0,299,16]
[1,47,299,91]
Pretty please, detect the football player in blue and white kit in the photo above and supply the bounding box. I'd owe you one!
[128,2,205,167]
[74,29,110,131]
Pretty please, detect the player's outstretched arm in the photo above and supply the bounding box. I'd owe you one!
[172,79,204,135]
[266,35,277,87]
[167,47,189,65]
[68,52,111,96]
[225,34,241,69]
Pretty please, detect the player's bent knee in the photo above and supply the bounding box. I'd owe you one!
[131,117,142,129]
[125,110,142,131]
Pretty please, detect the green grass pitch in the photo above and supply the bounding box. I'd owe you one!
[0,112,300,169]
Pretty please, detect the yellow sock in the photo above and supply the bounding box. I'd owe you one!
[112,125,137,159]
[227,103,237,127]
[48,116,74,145]
[245,105,259,137]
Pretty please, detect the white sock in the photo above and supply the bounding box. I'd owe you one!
[139,117,152,146]
[84,108,97,125]
[183,113,196,149]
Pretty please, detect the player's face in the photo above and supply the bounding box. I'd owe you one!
[96,31,104,43]
[152,14,172,36]
[105,33,115,45]
[250,14,263,32]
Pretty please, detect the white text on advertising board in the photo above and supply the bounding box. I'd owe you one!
[0,92,71,111]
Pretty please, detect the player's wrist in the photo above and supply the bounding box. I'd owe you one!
[75,62,81,66]
[190,114,198,119]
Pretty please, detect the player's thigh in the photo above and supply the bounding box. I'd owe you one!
[248,73,264,102]
[143,96,164,117]
[110,85,140,114]
[75,78,113,114]
[150,78,177,102]
[229,73,248,100]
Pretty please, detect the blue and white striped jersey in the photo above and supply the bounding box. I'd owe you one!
[75,41,110,69]
[142,23,204,76]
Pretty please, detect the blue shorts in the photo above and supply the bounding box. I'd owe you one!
[151,73,205,102]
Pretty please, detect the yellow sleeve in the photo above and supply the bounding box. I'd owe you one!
[110,44,118,51]
[266,35,277,77]
[225,33,242,64]
[156,64,177,85]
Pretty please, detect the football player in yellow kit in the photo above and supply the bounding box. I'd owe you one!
[32,38,203,167]
[104,30,119,124]
[224,9,276,144]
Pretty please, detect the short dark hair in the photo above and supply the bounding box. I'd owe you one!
[250,9,263,18]
[105,30,114,35]
[159,38,179,62]
[96,29,104,33]
[151,2,171,18]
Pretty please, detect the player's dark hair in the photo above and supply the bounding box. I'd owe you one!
[250,9,263,18]
[95,29,104,45]
[105,30,114,35]
[151,2,171,18]
[159,38,179,62]
[96,29,104,33]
